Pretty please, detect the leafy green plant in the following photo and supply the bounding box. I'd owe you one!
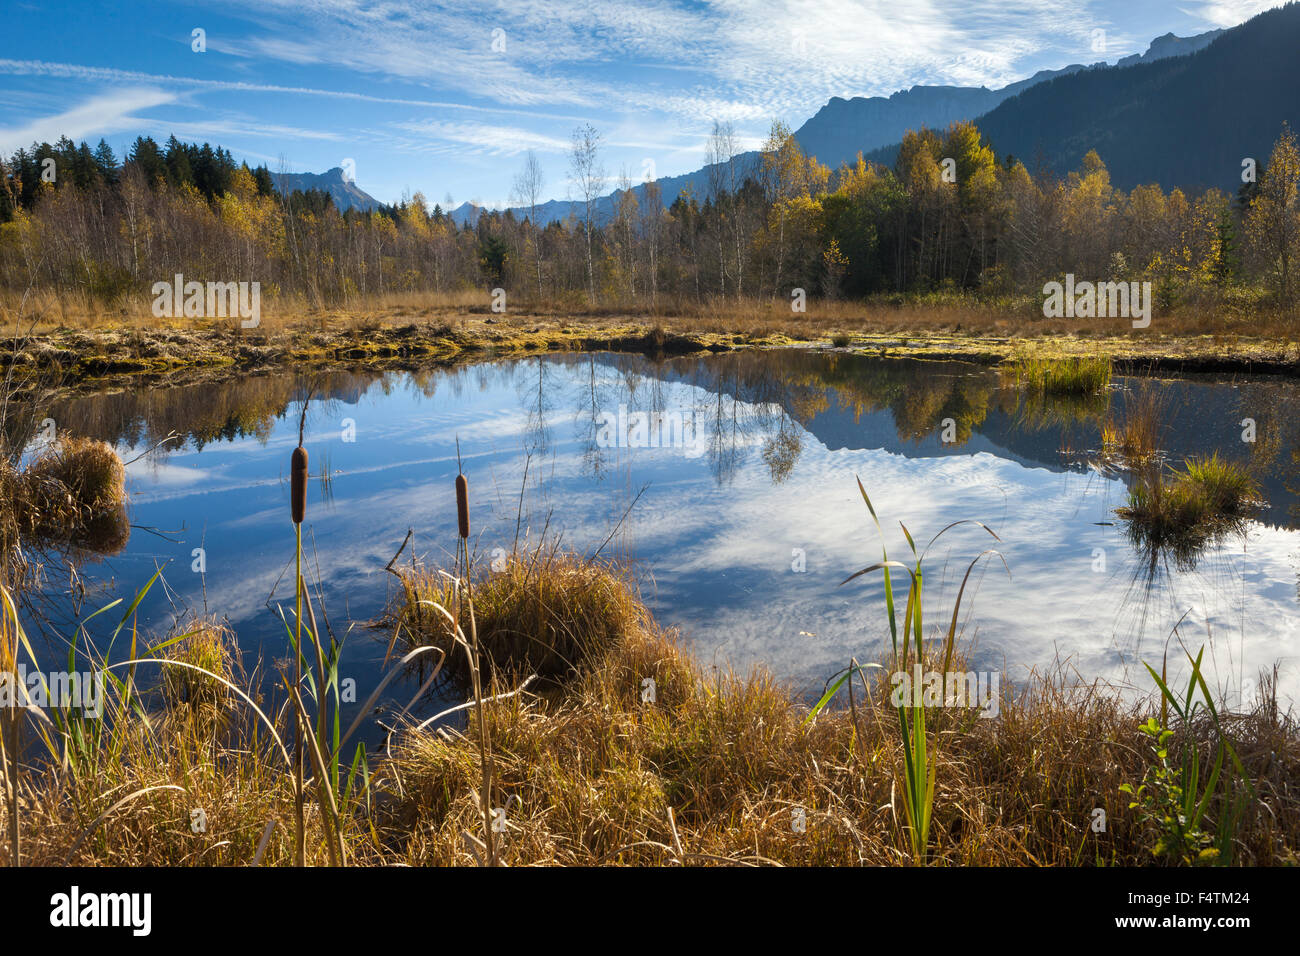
[807,478,1002,863]
[1120,646,1252,866]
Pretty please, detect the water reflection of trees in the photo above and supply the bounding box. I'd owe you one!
[648,351,1001,481]
[671,351,999,447]
[32,353,1300,531]
[42,372,373,455]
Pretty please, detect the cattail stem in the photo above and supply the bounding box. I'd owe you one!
[293,521,305,866]
[290,444,307,866]
[455,473,495,865]
[462,535,494,866]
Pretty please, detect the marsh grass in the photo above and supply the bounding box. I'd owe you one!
[155,618,241,736]
[1116,454,1261,568]
[808,479,1003,862]
[1100,383,1166,467]
[375,605,1299,866]
[394,550,641,683]
[2,436,128,560]
[1181,455,1259,516]
[1005,350,1112,395]
[6,544,1300,866]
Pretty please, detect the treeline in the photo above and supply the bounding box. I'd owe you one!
[2,120,1299,313]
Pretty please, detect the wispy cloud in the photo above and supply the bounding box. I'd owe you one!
[0,59,590,122]
[1181,0,1289,27]
[388,120,571,156]
[151,118,344,143]
[0,87,174,153]
[205,0,1100,122]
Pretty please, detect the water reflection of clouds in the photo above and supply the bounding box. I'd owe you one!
[59,355,1300,722]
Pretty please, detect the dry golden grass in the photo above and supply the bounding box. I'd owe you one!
[5,285,1298,346]
[374,616,1300,866]
[156,618,243,737]
[23,436,126,513]
[393,551,643,683]
[12,551,1297,867]
[1,436,129,562]
[1101,383,1167,467]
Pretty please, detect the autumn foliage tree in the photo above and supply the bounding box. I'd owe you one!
[2,123,1297,318]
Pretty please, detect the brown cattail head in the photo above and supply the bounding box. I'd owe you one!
[291,446,308,524]
[455,473,470,539]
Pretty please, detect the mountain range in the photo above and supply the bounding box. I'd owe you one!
[440,21,1229,225]
[275,8,1297,222]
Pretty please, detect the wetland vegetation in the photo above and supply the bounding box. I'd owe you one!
[2,348,1299,866]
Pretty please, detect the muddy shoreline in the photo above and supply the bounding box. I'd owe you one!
[9,315,1300,398]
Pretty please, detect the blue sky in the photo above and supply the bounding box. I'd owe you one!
[0,0,1287,208]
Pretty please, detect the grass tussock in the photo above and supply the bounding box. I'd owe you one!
[156,618,242,735]
[1,436,129,563]
[393,551,642,682]
[23,436,127,514]
[1100,384,1166,467]
[1116,454,1260,567]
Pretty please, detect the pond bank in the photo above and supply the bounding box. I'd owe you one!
[8,312,1300,398]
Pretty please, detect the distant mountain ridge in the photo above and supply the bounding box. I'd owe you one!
[276,21,1237,223]
[860,5,1300,191]
[445,25,1224,226]
[272,166,380,212]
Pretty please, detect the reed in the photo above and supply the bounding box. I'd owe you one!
[808,479,1003,862]
[1004,350,1112,395]
[1100,383,1165,467]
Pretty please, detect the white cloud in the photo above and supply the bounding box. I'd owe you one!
[204,0,1098,124]
[154,117,344,142]
[389,120,571,156]
[0,87,174,153]
[0,59,590,122]
[1183,1,1289,28]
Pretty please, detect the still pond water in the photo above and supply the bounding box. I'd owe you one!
[27,349,1300,737]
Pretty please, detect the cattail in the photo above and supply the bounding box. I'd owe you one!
[291,446,308,524]
[455,473,470,539]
